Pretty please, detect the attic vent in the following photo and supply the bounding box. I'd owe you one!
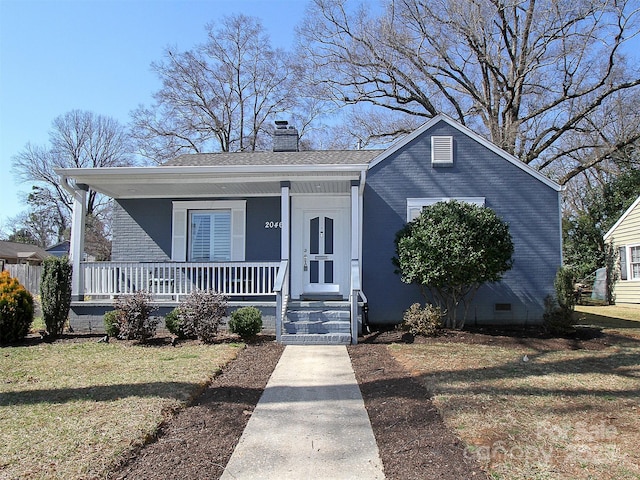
[431,136,453,166]
[495,303,512,312]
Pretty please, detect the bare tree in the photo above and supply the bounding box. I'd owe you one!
[298,0,640,183]
[132,14,314,163]
[11,110,133,251]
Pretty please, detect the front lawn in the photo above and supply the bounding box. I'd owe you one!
[0,338,241,479]
[389,317,640,479]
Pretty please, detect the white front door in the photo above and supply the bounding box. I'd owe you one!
[291,197,350,299]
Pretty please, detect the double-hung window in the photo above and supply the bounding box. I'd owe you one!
[619,245,640,281]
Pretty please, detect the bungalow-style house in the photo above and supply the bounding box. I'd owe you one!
[0,241,51,266]
[603,195,640,304]
[55,115,563,344]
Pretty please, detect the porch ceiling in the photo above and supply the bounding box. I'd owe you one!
[55,164,367,198]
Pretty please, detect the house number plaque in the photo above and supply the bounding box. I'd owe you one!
[264,221,282,229]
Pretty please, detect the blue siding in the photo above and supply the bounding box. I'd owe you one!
[112,199,173,262]
[363,120,561,325]
[112,197,281,262]
[245,197,281,261]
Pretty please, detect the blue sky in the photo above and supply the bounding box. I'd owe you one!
[0,0,308,230]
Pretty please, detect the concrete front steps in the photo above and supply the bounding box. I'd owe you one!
[281,301,353,345]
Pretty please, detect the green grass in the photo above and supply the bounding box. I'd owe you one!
[575,304,640,330]
[390,318,640,480]
[0,340,241,479]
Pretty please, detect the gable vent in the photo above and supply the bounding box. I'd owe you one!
[431,136,453,166]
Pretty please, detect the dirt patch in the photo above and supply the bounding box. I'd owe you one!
[361,324,637,350]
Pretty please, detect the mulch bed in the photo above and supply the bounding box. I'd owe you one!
[107,325,629,479]
[110,337,284,479]
[349,342,486,479]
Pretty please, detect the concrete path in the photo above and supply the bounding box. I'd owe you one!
[220,345,385,480]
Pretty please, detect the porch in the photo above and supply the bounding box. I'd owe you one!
[55,150,375,344]
[71,259,366,344]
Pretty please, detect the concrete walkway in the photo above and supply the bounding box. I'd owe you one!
[220,345,385,480]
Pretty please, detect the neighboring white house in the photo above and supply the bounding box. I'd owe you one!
[604,195,640,304]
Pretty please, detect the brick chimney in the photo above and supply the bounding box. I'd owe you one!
[273,120,299,152]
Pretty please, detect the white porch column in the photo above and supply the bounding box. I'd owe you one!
[280,181,290,260]
[69,185,87,301]
[350,180,360,261]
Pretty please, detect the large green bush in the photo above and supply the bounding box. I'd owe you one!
[40,256,72,337]
[393,200,514,329]
[0,271,34,344]
[229,306,262,339]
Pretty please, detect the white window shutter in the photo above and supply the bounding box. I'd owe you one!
[231,206,246,261]
[432,136,453,166]
[172,207,187,261]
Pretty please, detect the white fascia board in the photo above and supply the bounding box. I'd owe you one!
[604,195,640,241]
[55,163,369,178]
[368,114,562,192]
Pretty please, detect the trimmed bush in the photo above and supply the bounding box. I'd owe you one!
[40,256,72,337]
[401,303,442,337]
[164,308,184,338]
[177,290,227,343]
[0,271,34,344]
[229,306,262,339]
[114,291,158,341]
[103,310,120,337]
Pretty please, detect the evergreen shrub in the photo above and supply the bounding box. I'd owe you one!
[229,306,262,339]
[40,256,72,337]
[0,271,34,344]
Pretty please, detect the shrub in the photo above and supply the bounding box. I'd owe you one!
[177,290,227,343]
[393,200,513,329]
[229,306,262,339]
[164,308,184,338]
[114,291,158,341]
[103,310,120,337]
[0,271,34,344]
[401,303,442,337]
[40,256,72,337]
[543,267,576,334]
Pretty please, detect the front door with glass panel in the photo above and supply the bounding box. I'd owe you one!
[291,197,350,299]
[303,212,339,294]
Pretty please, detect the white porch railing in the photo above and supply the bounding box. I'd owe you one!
[81,261,281,298]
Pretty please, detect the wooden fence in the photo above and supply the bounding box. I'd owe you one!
[4,264,43,296]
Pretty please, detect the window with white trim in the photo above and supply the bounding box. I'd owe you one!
[172,201,246,262]
[631,246,640,280]
[407,197,485,222]
[623,245,640,281]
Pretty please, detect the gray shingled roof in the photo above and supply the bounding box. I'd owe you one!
[164,150,384,167]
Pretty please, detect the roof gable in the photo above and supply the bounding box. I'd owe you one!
[368,114,562,192]
[603,195,640,241]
